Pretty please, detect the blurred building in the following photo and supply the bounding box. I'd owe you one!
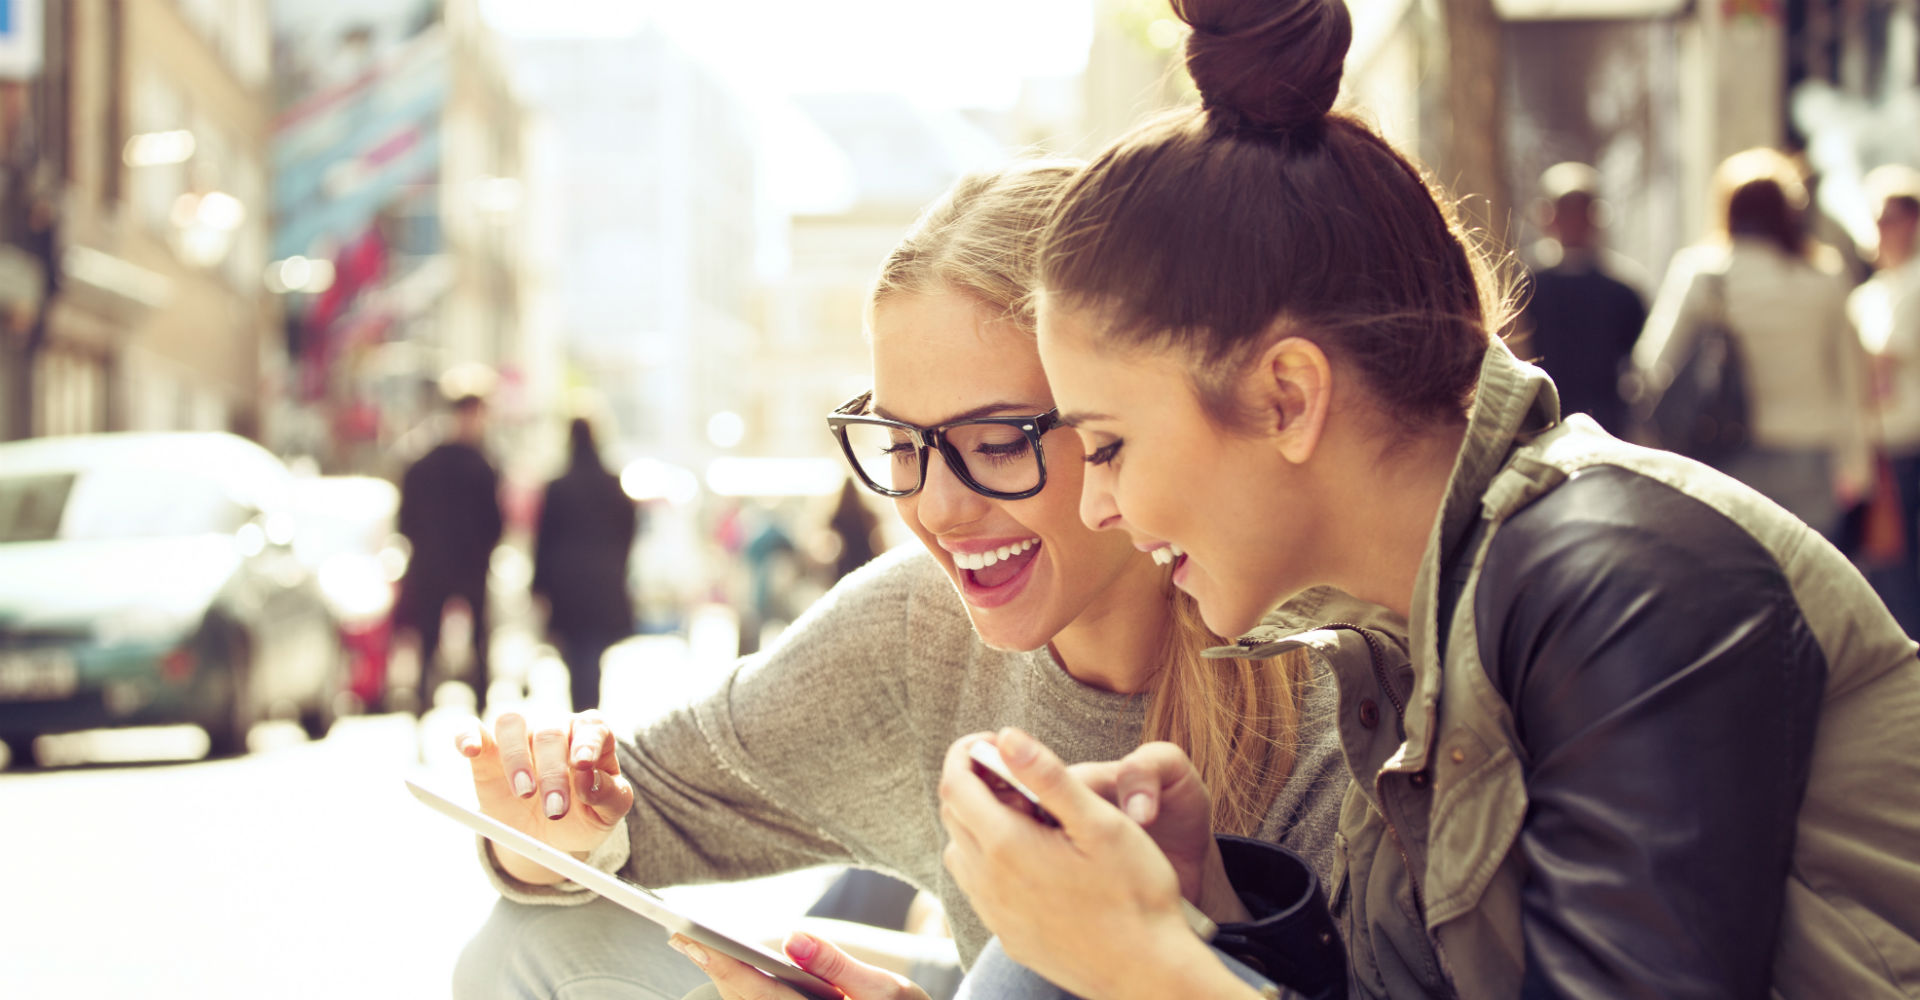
[1338,0,1918,291]
[0,0,277,443]
[501,24,759,471]
[748,94,1006,465]
[266,0,541,476]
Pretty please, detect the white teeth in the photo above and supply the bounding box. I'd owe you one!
[954,538,1036,571]
[1150,543,1186,566]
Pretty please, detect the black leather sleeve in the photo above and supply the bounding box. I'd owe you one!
[1210,836,1347,1000]
[1473,466,1828,1000]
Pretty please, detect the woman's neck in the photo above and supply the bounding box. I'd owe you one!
[1048,555,1171,695]
[1320,422,1466,621]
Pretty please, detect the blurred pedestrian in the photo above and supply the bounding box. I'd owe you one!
[825,476,883,583]
[1635,148,1870,538]
[1519,162,1647,436]
[1850,165,1920,633]
[737,501,799,655]
[397,391,504,713]
[531,418,638,712]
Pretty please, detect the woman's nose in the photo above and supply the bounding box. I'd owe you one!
[915,449,987,533]
[1078,464,1123,533]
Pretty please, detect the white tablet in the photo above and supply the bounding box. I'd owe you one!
[405,779,840,998]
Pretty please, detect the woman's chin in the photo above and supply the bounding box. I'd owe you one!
[966,610,1055,654]
[1192,583,1262,639]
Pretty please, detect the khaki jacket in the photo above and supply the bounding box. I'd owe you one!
[1240,342,1920,998]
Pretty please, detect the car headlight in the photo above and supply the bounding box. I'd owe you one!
[318,554,393,623]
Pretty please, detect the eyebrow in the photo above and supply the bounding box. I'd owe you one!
[1055,410,1113,429]
[871,400,1048,424]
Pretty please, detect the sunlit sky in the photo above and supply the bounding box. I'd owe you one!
[478,0,1096,111]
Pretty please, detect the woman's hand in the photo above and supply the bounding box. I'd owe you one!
[1070,742,1249,924]
[938,729,1224,999]
[669,930,929,1000]
[456,709,633,883]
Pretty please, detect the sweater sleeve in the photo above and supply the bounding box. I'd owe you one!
[484,549,932,903]
[1827,281,1873,488]
[1633,248,1709,382]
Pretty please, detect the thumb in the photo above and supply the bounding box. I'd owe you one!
[993,728,1119,835]
[1114,742,1204,827]
[784,932,924,999]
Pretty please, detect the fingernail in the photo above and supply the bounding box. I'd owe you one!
[590,770,602,794]
[457,733,480,755]
[785,931,819,965]
[999,729,1036,766]
[545,791,566,819]
[574,747,595,767]
[670,937,709,968]
[513,772,535,797]
[1125,792,1153,824]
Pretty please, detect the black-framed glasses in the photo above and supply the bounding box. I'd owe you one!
[827,390,1062,500]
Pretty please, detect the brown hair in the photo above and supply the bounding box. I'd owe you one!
[1714,148,1809,260]
[873,161,1309,835]
[1038,0,1501,433]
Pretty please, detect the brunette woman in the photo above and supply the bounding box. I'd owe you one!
[935,2,1920,998]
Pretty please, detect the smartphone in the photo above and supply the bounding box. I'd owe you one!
[968,740,1059,827]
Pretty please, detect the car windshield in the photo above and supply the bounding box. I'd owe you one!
[0,467,253,543]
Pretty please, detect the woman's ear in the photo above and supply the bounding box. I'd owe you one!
[1251,336,1333,465]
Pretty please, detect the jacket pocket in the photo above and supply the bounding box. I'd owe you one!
[1421,732,1527,925]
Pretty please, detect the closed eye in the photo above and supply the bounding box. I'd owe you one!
[1084,441,1122,466]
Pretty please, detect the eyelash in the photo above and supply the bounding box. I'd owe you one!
[1084,441,1122,466]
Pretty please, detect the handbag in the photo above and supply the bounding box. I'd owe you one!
[1846,451,1908,567]
[1644,272,1752,467]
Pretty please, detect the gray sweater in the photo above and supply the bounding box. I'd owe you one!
[485,546,1362,966]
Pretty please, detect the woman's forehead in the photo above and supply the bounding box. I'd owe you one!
[870,290,1050,421]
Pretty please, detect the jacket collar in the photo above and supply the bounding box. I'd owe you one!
[1393,340,1560,772]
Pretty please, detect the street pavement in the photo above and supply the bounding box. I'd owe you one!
[0,631,840,1000]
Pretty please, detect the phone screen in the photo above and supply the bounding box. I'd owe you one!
[968,742,1059,827]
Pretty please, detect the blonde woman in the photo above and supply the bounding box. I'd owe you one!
[451,162,1396,1000]
[1634,147,1871,538]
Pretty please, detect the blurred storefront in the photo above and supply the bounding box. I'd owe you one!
[267,0,541,477]
[0,0,277,443]
[1334,0,1916,288]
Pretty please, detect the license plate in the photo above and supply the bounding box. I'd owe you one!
[0,648,79,700]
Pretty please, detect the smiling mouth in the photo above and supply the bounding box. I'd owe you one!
[956,539,1041,589]
[1150,543,1186,566]
[953,538,1037,571]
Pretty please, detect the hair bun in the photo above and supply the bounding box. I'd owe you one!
[1176,0,1351,133]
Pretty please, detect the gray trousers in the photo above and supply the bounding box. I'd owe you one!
[454,896,963,1000]
[685,938,1292,999]
[455,897,1280,999]
[454,896,714,1000]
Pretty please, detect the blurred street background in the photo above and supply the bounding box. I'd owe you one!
[1,0,1916,996]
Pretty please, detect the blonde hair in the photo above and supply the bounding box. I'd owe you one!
[873,161,1309,835]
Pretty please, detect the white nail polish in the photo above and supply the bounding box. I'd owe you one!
[545,791,566,819]
[514,772,535,797]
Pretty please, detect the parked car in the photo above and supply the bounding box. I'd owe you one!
[292,475,405,713]
[0,433,345,764]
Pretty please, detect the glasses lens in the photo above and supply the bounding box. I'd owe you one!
[840,421,921,494]
[946,421,1042,496]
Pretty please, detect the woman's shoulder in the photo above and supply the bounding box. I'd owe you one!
[773,544,978,656]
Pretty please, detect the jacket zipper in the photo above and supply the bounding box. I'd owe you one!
[1260,623,1453,995]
